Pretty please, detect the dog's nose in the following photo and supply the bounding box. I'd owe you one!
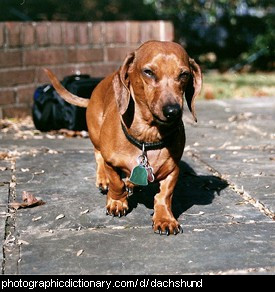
[162,104,182,121]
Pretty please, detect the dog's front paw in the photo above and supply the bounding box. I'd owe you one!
[106,194,128,217]
[96,173,109,193]
[152,216,183,235]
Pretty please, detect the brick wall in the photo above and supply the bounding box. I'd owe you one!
[0,21,174,119]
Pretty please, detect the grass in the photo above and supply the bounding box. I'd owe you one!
[200,72,275,99]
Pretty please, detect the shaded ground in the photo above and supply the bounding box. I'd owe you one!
[0,97,274,275]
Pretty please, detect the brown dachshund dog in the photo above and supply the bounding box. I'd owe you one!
[44,40,202,235]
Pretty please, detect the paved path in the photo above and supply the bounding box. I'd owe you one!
[0,97,274,275]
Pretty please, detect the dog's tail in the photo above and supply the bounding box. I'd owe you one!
[43,68,89,108]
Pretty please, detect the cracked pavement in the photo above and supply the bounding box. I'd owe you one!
[0,97,274,275]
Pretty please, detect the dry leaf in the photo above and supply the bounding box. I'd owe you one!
[33,170,45,175]
[0,152,9,160]
[18,239,30,245]
[47,149,58,154]
[185,211,205,216]
[55,214,65,220]
[76,249,84,256]
[9,191,45,210]
[9,202,22,210]
[80,209,89,215]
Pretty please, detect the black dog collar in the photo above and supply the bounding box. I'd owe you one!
[121,122,179,151]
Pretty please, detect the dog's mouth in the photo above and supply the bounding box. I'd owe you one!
[152,114,181,126]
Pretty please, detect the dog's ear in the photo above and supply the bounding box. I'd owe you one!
[185,58,202,122]
[113,52,135,115]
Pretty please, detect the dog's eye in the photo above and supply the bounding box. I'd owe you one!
[178,71,190,80]
[143,69,155,79]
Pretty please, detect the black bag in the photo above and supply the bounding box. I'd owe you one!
[32,74,102,132]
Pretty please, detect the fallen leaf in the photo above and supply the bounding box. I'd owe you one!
[32,216,42,221]
[80,209,89,215]
[193,228,205,232]
[18,239,30,245]
[9,202,23,210]
[47,149,58,154]
[33,170,45,175]
[76,249,84,256]
[0,152,9,160]
[185,211,205,216]
[9,191,45,210]
[55,214,65,220]
[46,134,55,139]
[0,166,8,171]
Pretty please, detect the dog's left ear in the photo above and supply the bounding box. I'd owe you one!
[185,58,202,122]
[113,52,135,115]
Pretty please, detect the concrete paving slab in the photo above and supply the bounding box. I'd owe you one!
[184,97,274,215]
[13,150,269,235]
[15,222,275,275]
[0,97,274,275]
[0,136,92,152]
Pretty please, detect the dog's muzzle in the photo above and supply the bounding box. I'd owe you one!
[162,103,182,122]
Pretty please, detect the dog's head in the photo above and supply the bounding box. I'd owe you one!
[113,40,202,125]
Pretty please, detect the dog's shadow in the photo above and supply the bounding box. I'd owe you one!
[128,160,228,218]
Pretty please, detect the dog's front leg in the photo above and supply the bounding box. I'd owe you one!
[104,162,129,217]
[152,166,182,235]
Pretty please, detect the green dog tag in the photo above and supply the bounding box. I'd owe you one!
[129,165,148,186]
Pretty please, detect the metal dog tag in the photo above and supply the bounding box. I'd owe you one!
[129,144,154,186]
[146,166,155,183]
[129,165,148,186]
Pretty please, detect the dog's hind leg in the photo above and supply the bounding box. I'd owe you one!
[94,148,109,193]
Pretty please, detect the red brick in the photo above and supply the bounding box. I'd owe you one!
[77,23,89,45]
[0,90,15,105]
[0,69,35,86]
[128,21,141,44]
[140,21,167,42]
[67,48,104,63]
[24,49,65,66]
[5,22,21,47]
[106,22,127,44]
[89,63,119,77]
[90,22,104,44]
[48,22,62,45]
[62,22,76,45]
[17,86,35,103]
[3,106,31,119]
[140,22,155,42]
[36,23,48,46]
[0,23,5,47]
[106,46,135,62]
[163,21,174,41]
[0,51,22,68]
[152,22,163,40]
[21,22,35,46]
[36,66,77,83]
